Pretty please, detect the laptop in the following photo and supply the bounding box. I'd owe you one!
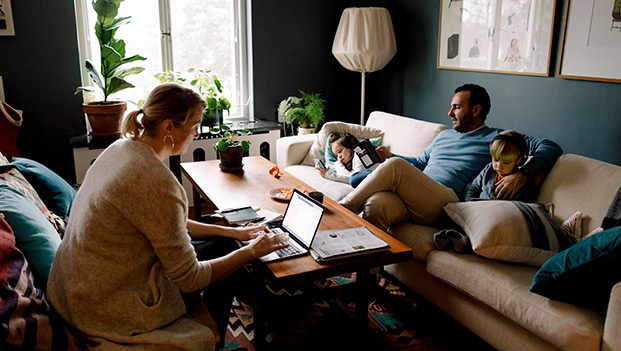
[257,189,325,262]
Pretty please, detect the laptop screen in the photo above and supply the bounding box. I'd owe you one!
[282,190,324,246]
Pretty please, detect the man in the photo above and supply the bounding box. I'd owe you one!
[339,83,563,230]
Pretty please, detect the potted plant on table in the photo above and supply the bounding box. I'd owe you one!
[210,125,251,172]
[76,0,146,138]
[155,68,231,127]
[277,90,326,135]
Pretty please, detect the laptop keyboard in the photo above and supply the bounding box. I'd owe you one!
[270,227,303,257]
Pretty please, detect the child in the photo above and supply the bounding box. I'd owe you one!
[316,132,379,187]
[463,130,537,202]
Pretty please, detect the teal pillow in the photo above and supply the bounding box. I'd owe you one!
[324,135,382,169]
[0,185,61,288]
[4,157,76,218]
[530,226,621,311]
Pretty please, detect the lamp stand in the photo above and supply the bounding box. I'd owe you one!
[360,71,366,125]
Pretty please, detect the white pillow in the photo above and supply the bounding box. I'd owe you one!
[300,122,383,166]
[444,201,575,267]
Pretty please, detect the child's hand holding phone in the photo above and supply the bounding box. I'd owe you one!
[314,159,329,177]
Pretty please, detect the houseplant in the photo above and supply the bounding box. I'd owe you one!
[277,90,326,134]
[210,125,251,172]
[76,0,146,138]
[155,68,231,127]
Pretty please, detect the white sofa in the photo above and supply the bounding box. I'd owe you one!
[276,111,621,351]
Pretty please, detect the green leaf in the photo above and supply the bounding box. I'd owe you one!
[217,140,229,151]
[106,77,134,96]
[85,60,105,92]
[116,66,145,79]
[241,140,251,152]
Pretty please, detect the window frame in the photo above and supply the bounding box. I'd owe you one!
[73,0,253,121]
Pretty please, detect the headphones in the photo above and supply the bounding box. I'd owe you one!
[491,133,528,166]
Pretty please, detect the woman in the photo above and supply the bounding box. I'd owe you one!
[48,83,289,350]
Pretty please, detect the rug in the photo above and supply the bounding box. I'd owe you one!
[222,271,492,351]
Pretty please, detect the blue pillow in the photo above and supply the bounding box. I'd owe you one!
[530,226,621,311]
[324,135,382,169]
[2,157,76,218]
[0,185,61,288]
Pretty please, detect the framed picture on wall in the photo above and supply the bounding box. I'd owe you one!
[558,0,621,83]
[0,0,15,36]
[437,0,557,76]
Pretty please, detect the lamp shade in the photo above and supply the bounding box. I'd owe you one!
[332,7,397,73]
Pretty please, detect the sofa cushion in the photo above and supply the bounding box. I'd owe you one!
[444,201,574,266]
[0,185,61,287]
[365,111,449,157]
[284,165,353,202]
[386,221,439,261]
[426,251,604,351]
[537,154,621,235]
[6,157,77,219]
[301,122,384,167]
[0,167,66,235]
[530,226,621,311]
[0,215,53,349]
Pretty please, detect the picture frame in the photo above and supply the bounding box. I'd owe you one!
[437,0,557,76]
[557,0,621,83]
[0,0,15,36]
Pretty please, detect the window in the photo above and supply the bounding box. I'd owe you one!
[74,0,252,120]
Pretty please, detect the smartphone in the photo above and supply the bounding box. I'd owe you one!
[314,158,326,169]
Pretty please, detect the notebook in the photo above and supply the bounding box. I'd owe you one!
[310,226,390,262]
[257,189,325,263]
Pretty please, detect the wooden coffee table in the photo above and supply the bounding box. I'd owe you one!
[181,156,413,348]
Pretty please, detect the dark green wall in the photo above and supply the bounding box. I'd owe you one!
[1,1,619,186]
[0,1,85,182]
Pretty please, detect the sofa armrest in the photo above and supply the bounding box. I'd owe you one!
[603,282,621,351]
[276,134,316,168]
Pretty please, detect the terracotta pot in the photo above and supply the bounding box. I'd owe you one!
[218,146,244,172]
[83,101,127,138]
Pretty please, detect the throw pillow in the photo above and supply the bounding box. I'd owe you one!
[0,214,53,349]
[324,134,383,169]
[0,185,61,287]
[530,226,621,311]
[3,157,77,219]
[0,167,66,236]
[301,121,384,166]
[444,201,575,267]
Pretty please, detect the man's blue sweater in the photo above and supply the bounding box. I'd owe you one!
[397,126,563,199]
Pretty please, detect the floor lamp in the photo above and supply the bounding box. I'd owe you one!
[332,7,397,125]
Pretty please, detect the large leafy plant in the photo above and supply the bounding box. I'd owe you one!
[277,90,326,130]
[77,0,146,103]
[210,125,251,152]
[155,68,231,118]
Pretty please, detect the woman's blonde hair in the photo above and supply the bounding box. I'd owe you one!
[121,83,206,140]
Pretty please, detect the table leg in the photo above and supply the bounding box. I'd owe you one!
[193,187,201,221]
[355,270,372,330]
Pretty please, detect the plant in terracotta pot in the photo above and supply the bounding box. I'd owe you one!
[77,0,146,138]
[155,68,231,127]
[277,90,326,135]
[210,125,251,172]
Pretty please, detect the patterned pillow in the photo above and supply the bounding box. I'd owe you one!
[0,168,65,237]
[444,201,575,266]
[561,211,582,242]
[0,214,53,349]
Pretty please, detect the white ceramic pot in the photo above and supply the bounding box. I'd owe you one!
[298,127,315,135]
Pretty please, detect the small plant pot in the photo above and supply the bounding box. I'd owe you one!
[218,146,244,172]
[202,109,224,127]
[298,126,315,135]
[83,101,127,138]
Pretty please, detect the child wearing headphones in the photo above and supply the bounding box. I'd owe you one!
[463,130,537,202]
[316,132,379,187]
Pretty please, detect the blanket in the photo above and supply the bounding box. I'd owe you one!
[602,185,621,229]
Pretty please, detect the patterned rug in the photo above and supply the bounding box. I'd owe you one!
[221,271,491,351]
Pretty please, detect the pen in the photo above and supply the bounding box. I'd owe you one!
[243,217,265,226]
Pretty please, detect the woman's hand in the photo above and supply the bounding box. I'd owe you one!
[228,223,269,241]
[246,231,290,258]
